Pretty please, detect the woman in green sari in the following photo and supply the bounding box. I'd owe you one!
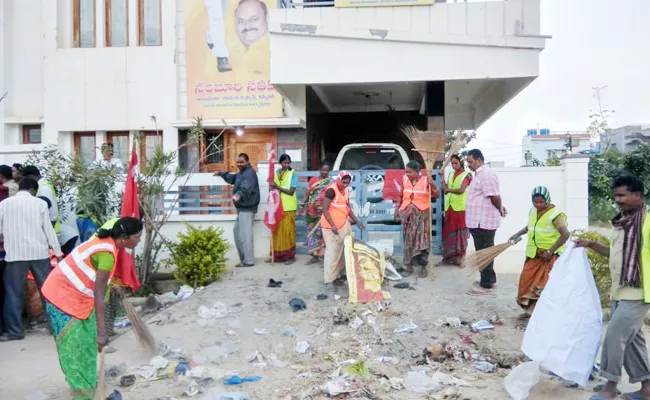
[41,217,143,400]
[302,162,332,265]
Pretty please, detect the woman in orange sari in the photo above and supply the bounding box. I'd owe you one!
[301,162,331,265]
[508,186,570,317]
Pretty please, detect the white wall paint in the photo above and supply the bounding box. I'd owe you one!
[522,136,591,164]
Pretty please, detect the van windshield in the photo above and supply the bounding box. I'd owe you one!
[339,147,405,170]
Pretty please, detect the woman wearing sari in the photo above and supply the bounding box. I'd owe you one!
[41,217,143,400]
[439,154,472,265]
[302,162,331,265]
[269,154,298,264]
[394,161,440,278]
[508,186,570,317]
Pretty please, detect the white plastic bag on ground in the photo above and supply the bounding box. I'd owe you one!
[504,361,541,400]
[366,239,394,257]
[521,242,602,387]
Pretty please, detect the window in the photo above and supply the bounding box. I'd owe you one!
[105,0,129,47]
[138,0,162,46]
[73,0,96,48]
[106,132,130,167]
[74,132,97,165]
[139,131,162,166]
[206,134,225,164]
[22,125,42,144]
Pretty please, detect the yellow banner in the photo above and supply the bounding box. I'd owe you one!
[184,0,282,119]
[335,0,433,7]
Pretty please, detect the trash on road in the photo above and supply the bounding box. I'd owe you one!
[394,320,418,334]
[282,327,297,337]
[393,282,410,289]
[472,361,497,373]
[295,341,310,354]
[309,324,325,338]
[267,279,283,288]
[119,374,136,387]
[176,285,195,301]
[223,375,262,386]
[445,317,462,328]
[253,328,269,335]
[504,361,541,400]
[106,390,123,400]
[404,370,469,393]
[377,356,400,365]
[471,320,495,331]
[349,315,364,330]
[105,363,127,380]
[342,360,372,381]
[289,298,307,312]
[197,303,228,319]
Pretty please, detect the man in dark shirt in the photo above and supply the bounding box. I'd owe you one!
[215,153,260,267]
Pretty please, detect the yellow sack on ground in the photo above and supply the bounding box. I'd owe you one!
[344,236,391,304]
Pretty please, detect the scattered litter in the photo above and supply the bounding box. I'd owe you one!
[323,377,356,395]
[424,344,445,361]
[309,324,326,338]
[174,361,190,375]
[289,298,307,312]
[268,279,283,288]
[445,317,462,328]
[349,316,364,330]
[384,261,403,281]
[504,361,541,400]
[198,303,229,319]
[247,350,264,363]
[342,361,372,381]
[377,356,400,365]
[226,330,236,336]
[188,366,207,378]
[106,390,123,400]
[393,282,410,289]
[105,363,127,380]
[134,365,156,379]
[333,308,349,325]
[316,294,328,300]
[471,320,495,331]
[295,341,310,354]
[253,328,269,335]
[119,374,136,387]
[334,294,341,300]
[114,318,131,328]
[367,315,380,334]
[472,361,497,373]
[157,291,178,306]
[267,353,288,368]
[223,375,262,386]
[394,320,418,334]
[404,370,469,393]
[177,285,195,300]
[282,327,297,337]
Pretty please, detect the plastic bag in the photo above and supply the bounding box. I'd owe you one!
[504,361,541,400]
[521,242,603,387]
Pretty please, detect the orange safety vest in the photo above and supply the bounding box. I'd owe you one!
[41,237,118,320]
[400,175,430,212]
[321,183,350,230]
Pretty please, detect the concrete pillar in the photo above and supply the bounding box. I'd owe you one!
[560,154,590,230]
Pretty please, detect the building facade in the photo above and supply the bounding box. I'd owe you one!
[2,0,547,172]
[522,131,591,165]
[600,125,650,154]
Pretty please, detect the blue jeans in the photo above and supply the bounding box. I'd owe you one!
[3,259,51,338]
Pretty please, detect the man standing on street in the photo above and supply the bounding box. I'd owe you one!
[465,149,506,295]
[21,165,60,234]
[576,175,650,400]
[215,153,260,267]
[0,178,62,341]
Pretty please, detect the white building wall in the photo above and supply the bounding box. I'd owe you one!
[522,136,591,164]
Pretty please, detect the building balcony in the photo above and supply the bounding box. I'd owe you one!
[269,0,548,130]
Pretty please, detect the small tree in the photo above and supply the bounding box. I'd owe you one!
[445,129,476,155]
[588,86,615,152]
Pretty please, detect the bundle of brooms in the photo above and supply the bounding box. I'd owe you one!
[401,125,446,279]
[463,237,522,271]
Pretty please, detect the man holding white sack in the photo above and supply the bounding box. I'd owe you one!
[576,175,650,400]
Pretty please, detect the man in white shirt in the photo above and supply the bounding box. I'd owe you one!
[97,143,125,174]
[0,178,62,341]
[21,165,60,233]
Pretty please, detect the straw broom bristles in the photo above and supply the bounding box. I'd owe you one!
[94,350,105,400]
[122,297,157,355]
[463,238,522,271]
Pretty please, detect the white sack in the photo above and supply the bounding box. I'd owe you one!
[521,242,602,387]
[504,361,541,400]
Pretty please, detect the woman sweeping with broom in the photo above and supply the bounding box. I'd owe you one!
[40,217,143,400]
[394,161,440,278]
[507,187,570,317]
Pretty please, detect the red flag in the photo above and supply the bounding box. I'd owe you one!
[114,143,141,292]
[264,143,284,232]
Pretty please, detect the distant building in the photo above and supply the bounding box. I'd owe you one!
[522,130,591,165]
[600,125,650,153]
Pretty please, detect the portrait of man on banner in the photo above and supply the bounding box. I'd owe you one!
[185,0,282,119]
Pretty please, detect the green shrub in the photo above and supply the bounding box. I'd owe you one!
[171,224,229,288]
[573,229,611,307]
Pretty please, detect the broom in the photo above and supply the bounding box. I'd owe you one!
[122,297,157,355]
[463,236,522,271]
[401,125,445,279]
[94,349,105,400]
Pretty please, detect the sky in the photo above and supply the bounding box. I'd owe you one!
[473,0,650,166]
